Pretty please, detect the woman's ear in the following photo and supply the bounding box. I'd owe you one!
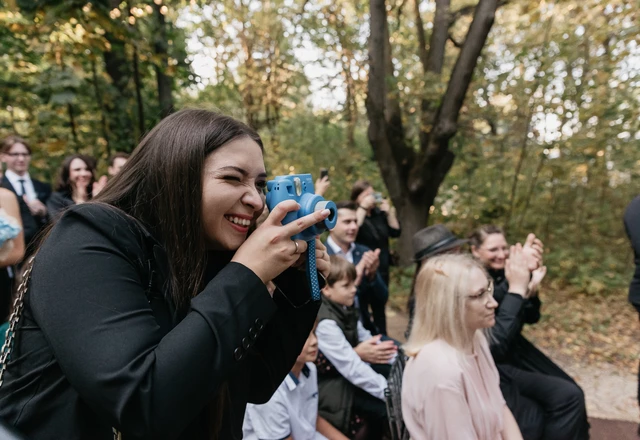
[470,245,480,258]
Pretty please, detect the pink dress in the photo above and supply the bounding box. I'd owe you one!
[401,335,505,440]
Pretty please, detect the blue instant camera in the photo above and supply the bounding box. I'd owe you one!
[266,174,338,301]
[266,174,338,241]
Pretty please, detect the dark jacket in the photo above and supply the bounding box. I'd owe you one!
[489,269,541,365]
[0,203,320,440]
[46,190,76,220]
[624,196,640,313]
[1,175,50,252]
[489,269,578,386]
[325,241,388,334]
[355,208,401,286]
[316,296,360,434]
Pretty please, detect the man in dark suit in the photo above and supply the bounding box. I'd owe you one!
[325,201,389,335]
[624,195,640,434]
[1,136,51,256]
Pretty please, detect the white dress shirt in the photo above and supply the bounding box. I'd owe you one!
[316,319,387,400]
[243,363,328,440]
[5,170,37,201]
[326,236,356,264]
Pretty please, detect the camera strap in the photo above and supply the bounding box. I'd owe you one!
[305,239,321,301]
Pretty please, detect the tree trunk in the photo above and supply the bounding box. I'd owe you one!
[367,0,499,264]
[67,103,79,150]
[153,4,174,119]
[91,58,110,157]
[102,0,135,152]
[132,45,146,135]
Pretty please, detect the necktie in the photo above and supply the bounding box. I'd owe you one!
[18,179,26,197]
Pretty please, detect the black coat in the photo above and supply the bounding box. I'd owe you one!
[489,269,578,391]
[355,208,401,286]
[0,203,320,440]
[624,195,640,313]
[0,176,50,252]
[46,190,76,220]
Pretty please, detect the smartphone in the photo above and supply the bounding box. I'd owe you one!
[374,192,384,204]
[320,168,329,180]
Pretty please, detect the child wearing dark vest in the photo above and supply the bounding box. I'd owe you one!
[315,256,392,440]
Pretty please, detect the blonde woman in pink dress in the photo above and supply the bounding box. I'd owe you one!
[402,254,522,440]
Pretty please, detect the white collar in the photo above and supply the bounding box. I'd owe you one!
[327,236,355,256]
[5,170,31,183]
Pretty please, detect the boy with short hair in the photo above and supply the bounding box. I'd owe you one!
[315,256,394,439]
[242,322,347,440]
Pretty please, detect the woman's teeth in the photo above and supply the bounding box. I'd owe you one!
[226,216,251,227]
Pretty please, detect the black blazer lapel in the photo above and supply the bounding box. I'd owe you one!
[1,177,17,195]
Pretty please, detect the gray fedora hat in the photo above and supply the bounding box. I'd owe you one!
[412,225,468,262]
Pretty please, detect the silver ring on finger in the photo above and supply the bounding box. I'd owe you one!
[293,240,300,255]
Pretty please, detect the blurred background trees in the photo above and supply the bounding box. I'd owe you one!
[0,0,638,293]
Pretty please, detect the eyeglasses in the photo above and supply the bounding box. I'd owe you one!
[5,153,30,158]
[467,279,494,300]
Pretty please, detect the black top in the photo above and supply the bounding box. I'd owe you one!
[488,269,542,364]
[0,176,50,253]
[355,208,401,285]
[0,203,320,439]
[624,196,640,313]
[46,190,76,220]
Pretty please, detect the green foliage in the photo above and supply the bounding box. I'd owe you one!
[0,0,638,293]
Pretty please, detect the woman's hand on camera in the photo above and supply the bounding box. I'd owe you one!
[232,200,331,286]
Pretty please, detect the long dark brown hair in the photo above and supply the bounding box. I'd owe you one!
[96,108,263,311]
[95,109,262,438]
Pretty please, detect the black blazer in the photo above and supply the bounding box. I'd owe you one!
[625,196,640,313]
[0,176,51,251]
[0,203,320,439]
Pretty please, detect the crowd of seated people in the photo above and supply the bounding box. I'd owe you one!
[0,135,591,440]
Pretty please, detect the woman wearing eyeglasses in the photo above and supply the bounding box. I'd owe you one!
[402,254,523,440]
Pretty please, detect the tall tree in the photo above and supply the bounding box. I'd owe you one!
[367,0,501,263]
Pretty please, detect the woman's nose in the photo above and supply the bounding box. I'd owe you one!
[242,187,265,212]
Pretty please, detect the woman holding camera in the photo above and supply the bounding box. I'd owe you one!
[350,180,400,288]
[0,109,330,440]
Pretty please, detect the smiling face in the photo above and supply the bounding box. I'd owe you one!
[330,208,359,248]
[464,267,498,332]
[3,142,31,175]
[201,137,266,251]
[68,158,93,191]
[472,233,509,271]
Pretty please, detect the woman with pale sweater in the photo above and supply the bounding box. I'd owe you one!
[402,254,523,440]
